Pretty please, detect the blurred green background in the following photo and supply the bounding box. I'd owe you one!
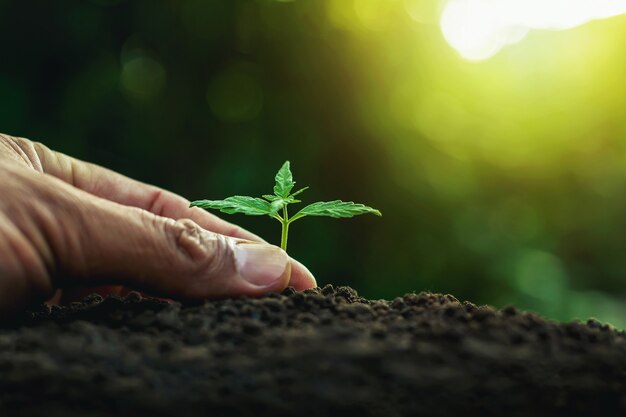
[2,0,626,327]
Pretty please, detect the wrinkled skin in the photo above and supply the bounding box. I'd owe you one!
[0,134,316,313]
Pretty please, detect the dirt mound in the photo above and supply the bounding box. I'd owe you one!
[1,285,625,417]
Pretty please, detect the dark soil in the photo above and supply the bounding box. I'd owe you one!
[1,286,625,417]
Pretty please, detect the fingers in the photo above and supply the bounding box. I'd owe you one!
[70,192,294,299]
[2,165,300,307]
[17,137,260,240]
[11,136,317,290]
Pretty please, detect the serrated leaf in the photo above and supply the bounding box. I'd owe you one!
[273,161,295,198]
[292,200,382,220]
[263,194,280,201]
[190,196,273,216]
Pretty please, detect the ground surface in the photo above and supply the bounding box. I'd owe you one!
[1,286,625,417]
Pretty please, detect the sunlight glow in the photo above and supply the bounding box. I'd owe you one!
[440,0,626,61]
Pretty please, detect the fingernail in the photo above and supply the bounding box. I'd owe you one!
[234,243,289,286]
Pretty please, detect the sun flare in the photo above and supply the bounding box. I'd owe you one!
[440,0,626,60]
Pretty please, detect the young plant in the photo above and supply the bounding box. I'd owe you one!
[190,161,381,251]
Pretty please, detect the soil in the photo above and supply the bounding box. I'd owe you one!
[1,285,625,417]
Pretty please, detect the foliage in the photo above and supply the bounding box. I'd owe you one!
[191,161,381,251]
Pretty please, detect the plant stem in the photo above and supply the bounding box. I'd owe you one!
[280,206,290,251]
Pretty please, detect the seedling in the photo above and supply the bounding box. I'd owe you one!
[190,161,381,251]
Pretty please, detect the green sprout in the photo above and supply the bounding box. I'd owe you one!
[190,161,381,251]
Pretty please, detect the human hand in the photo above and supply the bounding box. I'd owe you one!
[0,134,316,313]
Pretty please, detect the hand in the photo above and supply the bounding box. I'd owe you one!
[0,134,316,313]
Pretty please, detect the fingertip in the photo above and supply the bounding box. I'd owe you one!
[288,258,317,291]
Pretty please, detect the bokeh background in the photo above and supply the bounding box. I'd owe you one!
[2,0,626,327]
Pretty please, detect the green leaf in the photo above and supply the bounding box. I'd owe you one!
[292,200,382,220]
[273,161,295,198]
[263,194,280,201]
[190,196,273,216]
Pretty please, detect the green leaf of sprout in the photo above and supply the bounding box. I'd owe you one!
[273,161,295,198]
[292,200,382,220]
[190,196,273,216]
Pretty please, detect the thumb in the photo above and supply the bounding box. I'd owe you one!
[36,182,292,299]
